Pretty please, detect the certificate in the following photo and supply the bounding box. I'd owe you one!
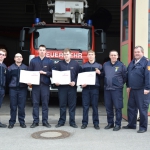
[77,72,96,86]
[52,70,71,85]
[19,70,40,85]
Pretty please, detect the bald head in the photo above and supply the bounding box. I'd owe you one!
[14,53,23,65]
[15,53,22,58]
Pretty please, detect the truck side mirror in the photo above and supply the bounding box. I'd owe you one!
[19,29,25,48]
[29,27,35,34]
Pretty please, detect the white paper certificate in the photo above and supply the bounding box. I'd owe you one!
[77,72,96,86]
[19,70,40,85]
[52,70,71,85]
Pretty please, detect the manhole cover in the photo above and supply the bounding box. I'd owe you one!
[31,130,70,139]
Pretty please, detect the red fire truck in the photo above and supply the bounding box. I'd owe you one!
[19,0,106,92]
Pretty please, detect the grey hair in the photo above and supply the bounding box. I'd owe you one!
[134,46,144,53]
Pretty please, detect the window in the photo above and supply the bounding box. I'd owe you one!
[122,6,128,41]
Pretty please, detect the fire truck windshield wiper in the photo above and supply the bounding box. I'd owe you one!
[70,49,82,53]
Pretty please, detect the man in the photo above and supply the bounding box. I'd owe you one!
[55,48,80,128]
[28,44,54,128]
[103,50,127,131]
[80,50,102,130]
[8,53,28,129]
[122,46,150,133]
[0,48,7,128]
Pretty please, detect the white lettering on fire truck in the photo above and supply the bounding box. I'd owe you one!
[46,52,82,59]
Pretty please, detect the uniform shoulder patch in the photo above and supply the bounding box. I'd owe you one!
[147,66,150,71]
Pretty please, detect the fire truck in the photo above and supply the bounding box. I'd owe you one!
[19,0,106,92]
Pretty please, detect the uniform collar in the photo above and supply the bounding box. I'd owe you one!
[133,56,145,65]
[109,60,118,66]
[63,59,72,64]
[14,63,22,67]
[38,56,46,61]
[88,61,95,64]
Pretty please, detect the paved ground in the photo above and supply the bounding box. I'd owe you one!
[0,95,150,150]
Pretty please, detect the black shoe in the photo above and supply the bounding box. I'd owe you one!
[30,123,39,128]
[0,122,7,128]
[20,124,26,128]
[104,124,114,129]
[43,122,51,128]
[55,124,64,128]
[70,124,78,128]
[94,125,100,130]
[81,124,87,129]
[113,125,121,131]
[8,124,14,129]
[122,125,136,129]
[137,130,146,133]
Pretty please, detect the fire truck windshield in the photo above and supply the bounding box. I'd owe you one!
[33,27,91,51]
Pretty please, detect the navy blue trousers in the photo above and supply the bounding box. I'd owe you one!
[32,84,50,123]
[58,85,77,125]
[127,89,150,130]
[104,89,123,126]
[0,87,5,108]
[82,86,99,125]
[9,87,27,125]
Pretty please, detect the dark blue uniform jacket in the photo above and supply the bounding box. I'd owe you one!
[80,61,102,87]
[0,63,7,87]
[103,60,127,90]
[28,57,54,86]
[8,63,28,88]
[55,60,80,84]
[126,56,150,90]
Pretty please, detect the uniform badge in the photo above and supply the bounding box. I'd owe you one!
[70,67,74,69]
[147,66,150,71]
[4,69,6,74]
[43,66,47,68]
[115,67,119,72]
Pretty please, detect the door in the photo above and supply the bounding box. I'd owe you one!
[120,0,133,120]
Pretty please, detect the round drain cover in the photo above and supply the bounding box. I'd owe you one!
[31,130,70,139]
[40,132,62,138]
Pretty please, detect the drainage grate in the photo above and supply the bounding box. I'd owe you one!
[31,130,70,139]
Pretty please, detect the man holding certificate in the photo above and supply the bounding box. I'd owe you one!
[7,53,28,129]
[55,48,80,128]
[28,45,54,128]
[80,50,102,130]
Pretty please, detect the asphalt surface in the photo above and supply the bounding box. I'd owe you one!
[0,95,150,150]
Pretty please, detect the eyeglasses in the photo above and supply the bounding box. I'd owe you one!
[0,53,5,56]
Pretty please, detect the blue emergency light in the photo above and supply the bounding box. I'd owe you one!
[87,19,92,26]
[34,18,41,24]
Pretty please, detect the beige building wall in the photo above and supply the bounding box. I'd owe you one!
[135,0,149,56]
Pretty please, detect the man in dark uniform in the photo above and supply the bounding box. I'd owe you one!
[80,50,102,130]
[8,53,28,129]
[28,44,54,128]
[55,48,80,128]
[122,46,150,133]
[0,48,7,128]
[103,50,127,131]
